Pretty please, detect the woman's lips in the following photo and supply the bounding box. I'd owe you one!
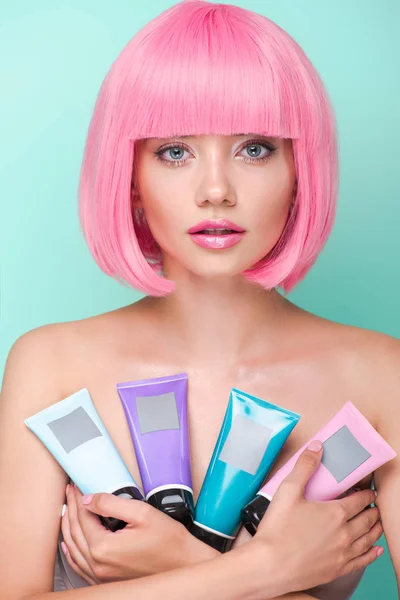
[189,232,245,249]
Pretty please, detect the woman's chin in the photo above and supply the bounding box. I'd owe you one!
[183,260,258,280]
[162,247,268,280]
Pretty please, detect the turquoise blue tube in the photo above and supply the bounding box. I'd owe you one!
[191,388,300,552]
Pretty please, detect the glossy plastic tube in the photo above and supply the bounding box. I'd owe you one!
[190,388,300,552]
[242,400,397,535]
[117,372,194,527]
[25,388,143,531]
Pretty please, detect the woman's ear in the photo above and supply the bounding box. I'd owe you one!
[131,182,142,209]
[289,181,297,214]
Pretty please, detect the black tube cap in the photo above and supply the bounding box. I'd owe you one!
[241,495,271,536]
[189,522,234,553]
[147,488,194,529]
[99,486,143,532]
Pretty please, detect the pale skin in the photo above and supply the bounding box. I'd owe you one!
[0,134,399,599]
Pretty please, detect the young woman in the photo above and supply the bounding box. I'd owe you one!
[1,1,399,599]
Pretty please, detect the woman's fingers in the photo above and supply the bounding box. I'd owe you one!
[346,506,380,542]
[339,488,376,520]
[74,486,113,549]
[342,544,384,577]
[349,519,384,560]
[66,485,93,561]
[80,491,147,522]
[62,485,99,582]
[61,503,97,583]
[60,539,97,586]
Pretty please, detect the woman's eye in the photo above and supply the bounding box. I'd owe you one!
[154,140,276,167]
[154,145,189,166]
[240,142,276,163]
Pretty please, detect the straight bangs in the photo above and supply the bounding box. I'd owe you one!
[78,0,338,296]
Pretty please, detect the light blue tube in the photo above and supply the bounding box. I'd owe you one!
[24,388,141,497]
[192,388,300,551]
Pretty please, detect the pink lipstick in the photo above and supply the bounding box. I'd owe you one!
[188,219,245,250]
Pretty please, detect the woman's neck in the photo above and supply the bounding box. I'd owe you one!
[147,276,296,369]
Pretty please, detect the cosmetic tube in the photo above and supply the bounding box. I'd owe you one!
[25,388,143,531]
[190,388,300,552]
[117,372,194,528]
[242,400,397,535]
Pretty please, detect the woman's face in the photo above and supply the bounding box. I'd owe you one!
[133,134,297,278]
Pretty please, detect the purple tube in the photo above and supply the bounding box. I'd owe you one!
[116,372,194,528]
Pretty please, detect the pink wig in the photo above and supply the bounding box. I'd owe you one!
[78,0,338,296]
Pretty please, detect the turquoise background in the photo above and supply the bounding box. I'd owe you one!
[0,1,398,596]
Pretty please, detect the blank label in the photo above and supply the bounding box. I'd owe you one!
[322,425,371,483]
[47,406,102,453]
[136,392,180,434]
[219,415,273,475]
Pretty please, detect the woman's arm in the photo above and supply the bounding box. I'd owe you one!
[370,336,400,594]
[20,586,316,600]
[0,328,70,599]
[0,328,381,600]
[17,543,290,600]
[273,596,314,599]
[0,329,312,600]
[60,488,320,600]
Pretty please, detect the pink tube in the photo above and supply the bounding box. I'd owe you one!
[259,401,396,502]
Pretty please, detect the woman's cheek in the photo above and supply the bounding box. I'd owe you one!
[254,205,291,251]
[147,212,185,256]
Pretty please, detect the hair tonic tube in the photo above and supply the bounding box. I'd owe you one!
[25,388,143,532]
[117,372,194,528]
[190,388,300,552]
[242,400,397,535]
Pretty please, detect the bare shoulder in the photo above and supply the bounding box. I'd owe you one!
[50,298,153,365]
[342,324,400,427]
[1,323,65,408]
[295,306,400,366]
[1,299,149,404]
[297,308,400,422]
[324,318,400,381]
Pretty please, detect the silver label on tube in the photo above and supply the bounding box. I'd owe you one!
[136,392,180,434]
[47,406,103,453]
[219,414,273,475]
[321,425,371,483]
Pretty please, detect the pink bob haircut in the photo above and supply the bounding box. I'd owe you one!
[78,0,338,297]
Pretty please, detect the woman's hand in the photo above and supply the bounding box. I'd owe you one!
[252,441,383,595]
[61,483,218,585]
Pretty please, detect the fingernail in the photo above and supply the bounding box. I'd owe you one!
[377,547,384,557]
[81,494,93,505]
[61,541,68,556]
[61,504,66,517]
[308,440,322,452]
[375,490,378,497]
